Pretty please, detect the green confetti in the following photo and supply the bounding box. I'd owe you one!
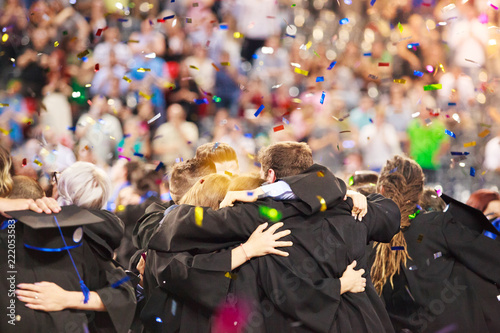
[348,176,354,186]
[259,206,282,222]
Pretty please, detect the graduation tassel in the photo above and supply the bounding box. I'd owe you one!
[53,216,90,303]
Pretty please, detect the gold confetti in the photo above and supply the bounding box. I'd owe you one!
[0,103,9,107]
[0,128,10,135]
[224,170,233,176]
[34,159,42,166]
[54,41,59,47]
[225,272,238,279]
[294,67,309,76]
[317,171,324,177]
[123,76,132,83]
[117,205,125,212]
[393,79,406,84]
[478,129,490,138]
[195,206,203,227]
[317,195,327,212]
[189,65,199,70]
[139,91,152,100]
[137,68,151,72]
[305,41,312,49]
[128,39,139,43]
[220,62,230,66]
[463,141,476,148]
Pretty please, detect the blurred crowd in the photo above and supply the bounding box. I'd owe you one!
[1,0,500,207]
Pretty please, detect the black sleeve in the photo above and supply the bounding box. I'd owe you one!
[148,199,302,253]
[132,202,171,250]
[149,249,232,311]
[363,193,401,243]
[443,213,500,285]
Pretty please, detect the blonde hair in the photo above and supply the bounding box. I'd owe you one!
[0,145,13,198]
[179,173,231,210]
[229,173,265,191]
[57,162,111,209]
[371,155,424,294]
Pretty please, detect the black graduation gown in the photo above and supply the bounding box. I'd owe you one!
[148,164,401,333]
[381,211,500,333]
[0,209,136,333]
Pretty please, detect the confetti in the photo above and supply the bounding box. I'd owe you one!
[389,167,398,174]
[118,155,131,161]
[294,67,309,76]
[413,70,424,77]
[189,65,199,70]
[220,62,230,66]
[22,158,27,167]
[491,3,499,10]
[133,152,144,158]
[137,68,151,72]
[317,196,327,212]
[423,83,442,91]
[273,125,285,132]
[470,167,475,177]
[148,113,161,124]
[450,152,470,156]
[340,130,351,134]
[316,76,324,82]
[96,28,104,36]
[393,79,406,84]
[291,4,296,7]
[77,50,89,59]
[317,171,324,177]
[370,0,376,5]
[478,129,490,138]
[186,18,192,23]
[348,176,354,186]
[407,43,419,48]
[363,52,372,56]
[224,272,238,279]
[259,206,282,222]
[378,62,390,66]
[219,24,228,30]
[111,276,131,288]
[254,105,265,117]
[0,103,9,107]
[417,234,424,243]
[409,265,418,271]
[164,15,175,20]
[195,207,203,226]
[318,91,326,105]
[212,63,220,71]
[54,41,59,47]
[433,252,442,259]
[34,159,42,166]
[398,22,403,33]
[224,170,233,177]
[409,210,420,219]
[123,76,131,83]
[445,129,456,138]
[94,64,99,72]
[339,18,349,25]
[463,141,476,148]
[327,61,337,70]
[391,246,405,250]
[194,98,208,105]
[139,92,152,100]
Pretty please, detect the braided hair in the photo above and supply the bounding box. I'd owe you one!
[371,155,425,294]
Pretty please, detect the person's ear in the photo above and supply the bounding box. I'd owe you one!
[379,185,385,196]
[267,169,276,183]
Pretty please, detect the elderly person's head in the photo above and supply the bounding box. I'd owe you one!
[56,162,111,209]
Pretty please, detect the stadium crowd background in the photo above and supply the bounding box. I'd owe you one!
[1,0,500,206]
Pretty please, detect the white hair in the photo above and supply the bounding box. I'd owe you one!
[57,162,111,210]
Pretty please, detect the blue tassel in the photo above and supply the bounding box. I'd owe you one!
[80,280,90,304]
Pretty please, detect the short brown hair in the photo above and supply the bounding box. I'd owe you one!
[258,142,313,179]
[229,173,265,191]
[169,158,216,204]
[466,189,500,213]
[7,176,45,200]
[179,173,231,210]
[420,187,446,212]
[195,142,238,165]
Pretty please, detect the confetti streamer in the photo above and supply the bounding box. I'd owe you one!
[423,84,442,91]
[391,246,404,250]
[148,113,161,124]
[445,129,456,138]
[195,206,203,226]
[294,67,309,76]
[111,276,131,288]
[259,206,282,222]
[316,76,324,82]
[327,61,337,70]
[254,105,265,117]
[320,91,326,104]
[470,167,475,177]
[273,125,285,132]
[317,196,327,212]
[463,141,476,148]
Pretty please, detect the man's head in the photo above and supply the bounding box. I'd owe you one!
[169,158,216,204]
[195,142,239,175]
[258,141,314,183]
[7,176,45,200]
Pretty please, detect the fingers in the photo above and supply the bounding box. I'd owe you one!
[274,241,293,248]
[15,290,38,299]
[34,199,51,214]
[270,249,290,257]
[25,303,45,311]
[28,200,43,213]
[272,229,291,240]
[41,197,61,213]
[359,268,365,275]
[266,222,284,234]
[347,260,357,269]
[254,222,268,233]
[17,283,41,292]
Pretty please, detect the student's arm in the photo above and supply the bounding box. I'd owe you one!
[0,197,61,217]
[357,193,401,243]
[444,213,500,285]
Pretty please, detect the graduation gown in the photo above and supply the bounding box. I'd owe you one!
[381,211,500,333]
[148,164,401,332]
[0,209,136,333]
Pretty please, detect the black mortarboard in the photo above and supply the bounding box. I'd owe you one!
[6,205,105,252]
[441,193,500,238]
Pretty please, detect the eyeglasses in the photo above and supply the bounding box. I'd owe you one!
[52,171,60,185]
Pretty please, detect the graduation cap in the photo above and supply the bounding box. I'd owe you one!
[6,205,105,252]
[441,193,500,238]
[5,205,106,303]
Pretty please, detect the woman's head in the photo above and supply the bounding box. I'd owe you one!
[0,145,13,197]
[466,189,500,213]
[57,162,111,210]
[372,155,425,294]
[179,173,231,210]
[228,174,265,191]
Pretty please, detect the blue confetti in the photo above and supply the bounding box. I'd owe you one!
[247,192,254,196]
[252,54,258,59]
[445,129,456,138]
[67,126,76,131]
[155,162,165,172]
[219,24,228,30]
[316,76,324,82]
[389,167,398,174]
[413,70,424,77]
[320,91,326,105]
[156,317,163,323]
[112,276,131,288]
[282,117,289,125]
[391,246,405,250]
[194,98,209,105]
[327,61,337,70]
[339,18,349,25]
[171,300,177,316]
[244,133,253,138]
[370,0,376,5]
[369,118,373,123]
[211,142,220,152]
[164,15,175,20]
[470,167,475,177]
[363,52,372,56]
[118,18,128,22]
[448,102,456,106]
[254,105,265,117]
[450,152,470,156]
[234,125,240,131]
[407,43,420,48]
[133,152,144,158]
[285,34,296,38]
